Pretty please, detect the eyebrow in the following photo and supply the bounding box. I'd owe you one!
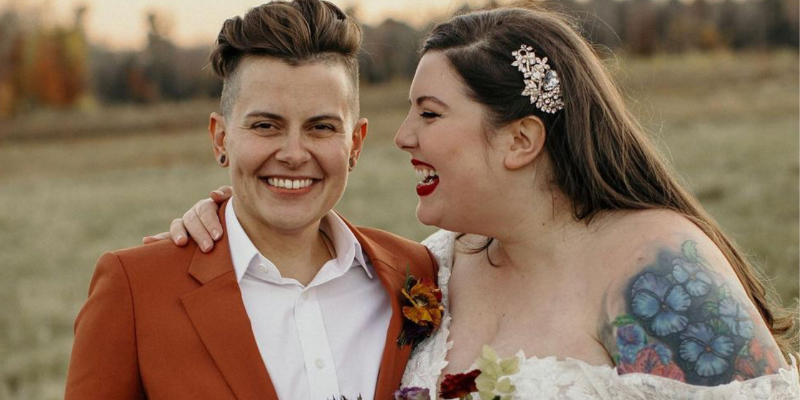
[243,111,343,125]
[243,111,285,122]
[307,114,344,124]
[411,95,450,109]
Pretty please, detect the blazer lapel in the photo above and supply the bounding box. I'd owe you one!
[180,201,279,400]
[339,216,413,399]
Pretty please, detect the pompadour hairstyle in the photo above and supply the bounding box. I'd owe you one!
[209,0,362,116]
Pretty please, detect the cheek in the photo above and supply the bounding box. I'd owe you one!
[314,141,351,174]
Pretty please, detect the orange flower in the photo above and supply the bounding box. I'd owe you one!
[401,278,443,327]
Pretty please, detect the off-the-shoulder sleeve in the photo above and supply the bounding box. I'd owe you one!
[65,252,145,400]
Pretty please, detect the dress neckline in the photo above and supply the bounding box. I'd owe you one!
[430,230,799,386]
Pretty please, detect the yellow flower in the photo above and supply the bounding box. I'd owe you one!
[401,279,443,327]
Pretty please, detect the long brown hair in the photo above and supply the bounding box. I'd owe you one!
[422,7,796,355]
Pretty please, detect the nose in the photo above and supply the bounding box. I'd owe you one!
[394,112,418,152]
[275,132,312,168]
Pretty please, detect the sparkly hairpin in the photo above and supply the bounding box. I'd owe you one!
[511,45,564,114]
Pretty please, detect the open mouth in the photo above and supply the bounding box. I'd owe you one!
[262,177,316,191]
[412,160,439,196]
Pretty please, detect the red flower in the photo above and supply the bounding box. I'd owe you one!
[618,347,686,382]
[734,338,783,381]
[440,369,480,399]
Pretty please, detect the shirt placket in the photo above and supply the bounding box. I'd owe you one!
[295,286,340,400]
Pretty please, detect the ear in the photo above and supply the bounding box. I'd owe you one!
[503,115,546,170]
[208,112,228,165]
[349,117,368,167]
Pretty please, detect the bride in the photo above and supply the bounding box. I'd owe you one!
[150,6,798,399]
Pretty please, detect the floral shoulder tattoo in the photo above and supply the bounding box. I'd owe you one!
[600,240,786,386]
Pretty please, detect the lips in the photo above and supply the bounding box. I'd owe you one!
[411,159,439,197]
[260,176,319,195]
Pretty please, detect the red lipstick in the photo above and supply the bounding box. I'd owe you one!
[416,177,439,196]
[411,159,439,197]
[411,159,435,169]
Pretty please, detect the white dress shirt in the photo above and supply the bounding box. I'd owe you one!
[225,202,392,400]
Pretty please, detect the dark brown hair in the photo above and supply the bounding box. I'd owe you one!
[209,0,362,116]
[423,7,796,355]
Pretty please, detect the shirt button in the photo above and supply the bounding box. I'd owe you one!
[301,291,310,300]
[315,358,325,369]
[259,264,268,274]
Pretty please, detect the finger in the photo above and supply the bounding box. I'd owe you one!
[184,208,214,253]
[142,232,169,244]
[210,185,233,203]
[169,218,189,246]
[195,199,224,242]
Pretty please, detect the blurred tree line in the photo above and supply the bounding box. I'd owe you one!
[0,0,797,119]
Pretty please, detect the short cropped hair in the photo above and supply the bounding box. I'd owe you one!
[209,0,362,117]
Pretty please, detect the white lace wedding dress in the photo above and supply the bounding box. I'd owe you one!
[401,230,800,400]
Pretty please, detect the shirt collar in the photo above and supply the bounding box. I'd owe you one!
[225,200,371,284]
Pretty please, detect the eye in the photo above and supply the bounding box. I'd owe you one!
[252,122,276,130]
[313,124,335,131]
[420,111,441,120]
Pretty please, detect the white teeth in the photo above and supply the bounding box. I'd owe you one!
[414,168,437,179]
[266,178,313,189]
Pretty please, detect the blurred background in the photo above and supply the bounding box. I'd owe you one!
[0,0,797,398]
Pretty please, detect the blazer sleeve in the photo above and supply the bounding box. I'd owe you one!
[65,252,145,400]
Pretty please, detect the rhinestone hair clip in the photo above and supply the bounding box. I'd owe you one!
[511,45,564,114]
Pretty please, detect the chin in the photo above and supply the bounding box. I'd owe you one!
[256,207,321,231]
[415,205,442,228]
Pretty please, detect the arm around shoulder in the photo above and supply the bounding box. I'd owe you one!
[65,252,145,400]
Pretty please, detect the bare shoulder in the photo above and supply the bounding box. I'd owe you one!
[592,209,788,386]
[586,209,721,278]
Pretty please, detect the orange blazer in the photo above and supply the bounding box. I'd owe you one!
[65,202,438,400]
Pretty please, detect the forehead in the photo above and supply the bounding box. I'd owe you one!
[233,57,353,120]
[409,51,469,104]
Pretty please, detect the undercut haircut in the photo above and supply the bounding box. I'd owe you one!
[209,0,362,118]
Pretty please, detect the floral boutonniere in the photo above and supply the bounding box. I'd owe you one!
[393,387,431,400]
[397,266,444,349]
[440,345,519,400]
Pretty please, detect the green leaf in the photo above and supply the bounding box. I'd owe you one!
[702,302,720,317]
[682,240,698,263]
[612,315,637,327]
[739,341,752,356]
[496,378,512,393]
[499,356,519,375]
[403,264,415,291]
[708,318,731,335]
[482,345,499,362]
[478,391,495,400]
[718,285,730,299]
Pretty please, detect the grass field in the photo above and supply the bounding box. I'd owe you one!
[0,51,797,398]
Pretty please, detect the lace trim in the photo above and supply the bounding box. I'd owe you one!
[401,230,456,393]
[401,230,800,399]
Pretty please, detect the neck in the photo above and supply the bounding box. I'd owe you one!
[232,198,333,285]
[485,185,588,275]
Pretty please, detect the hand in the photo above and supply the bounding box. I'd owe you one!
[142,186,233,253]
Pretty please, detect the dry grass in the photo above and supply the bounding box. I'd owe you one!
[0,51,797,398]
